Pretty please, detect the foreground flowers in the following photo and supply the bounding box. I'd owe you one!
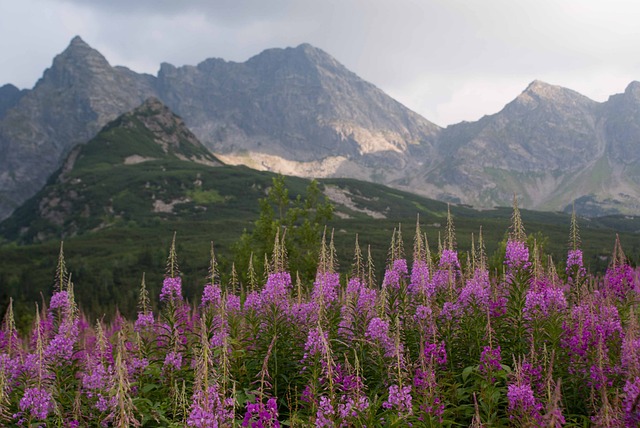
[1,207,639,427]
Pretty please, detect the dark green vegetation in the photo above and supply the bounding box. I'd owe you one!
[1,99,639,329]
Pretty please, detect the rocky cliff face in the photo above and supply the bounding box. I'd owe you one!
[156,43,440,183]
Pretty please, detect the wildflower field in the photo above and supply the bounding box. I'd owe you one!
[1,203,640,427]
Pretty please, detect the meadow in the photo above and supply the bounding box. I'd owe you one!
[1,203,639,427]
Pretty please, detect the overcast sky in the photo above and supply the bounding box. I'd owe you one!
[1,0,640,126]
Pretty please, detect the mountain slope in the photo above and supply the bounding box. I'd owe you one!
[0,36,157,220]
[0,98,223,242]
[0,39,441,221]
[404,80,640,214]
[157,43,440,181]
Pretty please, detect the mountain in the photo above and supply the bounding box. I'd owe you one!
[0,36,157,220]
[1,37,640,218]
[0,38,440,222]
[157,43,440,179]
[0,97,222,242]
[399,80,640,215]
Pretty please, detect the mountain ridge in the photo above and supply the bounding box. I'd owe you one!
[1,37,640,219]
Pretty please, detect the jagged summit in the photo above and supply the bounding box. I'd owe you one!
[107,97,221,165]
[515,80,595,106]
[623,80,640,98]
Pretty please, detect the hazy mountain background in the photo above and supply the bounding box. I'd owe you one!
[1,36,639,221]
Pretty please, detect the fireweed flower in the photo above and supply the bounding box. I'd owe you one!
[134,312,155,332]
[45,319,79,364]
[382,384,413,416]
[261,272,292,308]
[365,317,396,357]
[413,368,444,421]
[424,341,447,366]
[623,377,640,426]
[312,271,340,306]
[523,279,567,322]
[243,291,262,312]
[456,268,491,314]
[383,259,408,290]
[226,294,242,313]
[159,277,182,302]
[479,346,502,375]
[604,263,635,300]
[315,395,335,427]
[163,351,183,371]
[187,385,235,427]
[19,387,54,420]
[566,249,586,277]
[302,327,329,362]
[337,395,369,420]
[49,290,70,312]
[505,240,531,271]
[507,383,542,422]
[242,397,280,427]
[409,260,431,296]
[201,283,222,308]
[439,250,460,269]
[431,250,461,293]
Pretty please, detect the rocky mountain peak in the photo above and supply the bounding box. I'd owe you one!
[41,36,113,87]
[509,80,596,113]
[0,84,26,118]
[624,81,640,99]
[127,97,208,151]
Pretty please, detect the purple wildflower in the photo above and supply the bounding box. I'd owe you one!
[439,249,460,269]
[49,290,69,312]
[187,386,235,427]
[507,383,542,422]
[523,281,567,321]
[479,346,502,375]
[623,377,640,426]
[409,260,431,295]
[604,263,635,300]
[382,384,413,415]
[201,283,222,307]
[365,317,396,357]
[261,272,292,308]
[312,272,340,306]
[316,396,335,427]
[457,268,491,313]
[303,327,329,362]
[383,259,408,290]
[163,351,182,371]
[134,312,155,332]
[505,240,530,271]
[160,277,182,302]
[424,341,447,366]
[242,397,280,428]
[19,387,54,420]
[45,319,79,364]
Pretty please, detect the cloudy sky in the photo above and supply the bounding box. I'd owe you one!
[1,0,640,126]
